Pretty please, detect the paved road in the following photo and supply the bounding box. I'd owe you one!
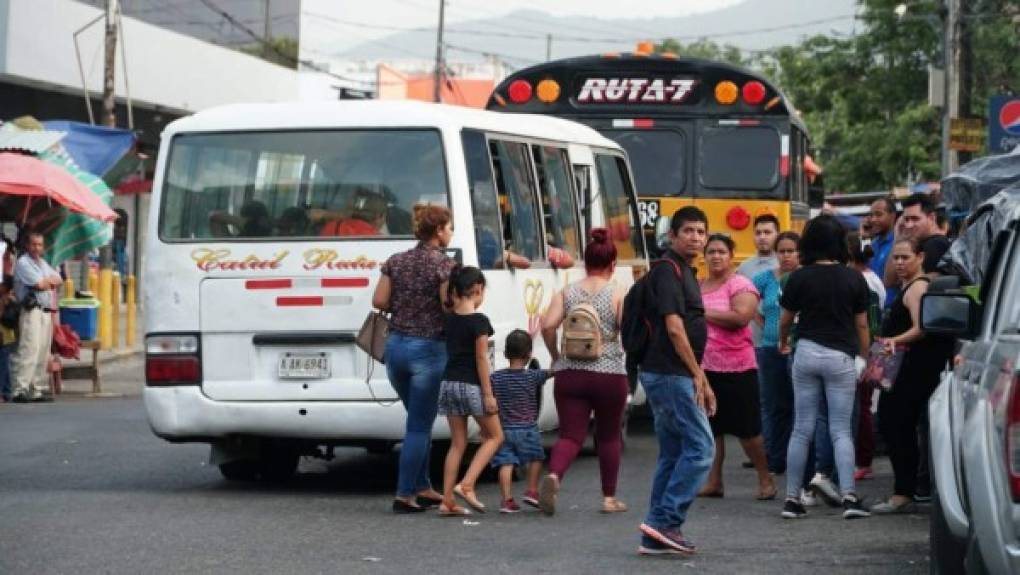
[1,359,930,574]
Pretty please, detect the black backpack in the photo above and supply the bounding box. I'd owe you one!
[620,259,682,365]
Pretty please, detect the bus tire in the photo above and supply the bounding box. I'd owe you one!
[258,446,300,483]
[218,459,260,482]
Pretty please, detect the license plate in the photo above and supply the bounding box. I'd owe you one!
[278,353,330,379]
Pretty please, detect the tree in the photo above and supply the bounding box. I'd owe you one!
[653,38,748,67]
[240,36,299,69]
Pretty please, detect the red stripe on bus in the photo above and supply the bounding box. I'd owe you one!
[246,279,292,289]
[276,296,323,307]
[780,156,790,177]
[633,119,654,128]
[321,278,369,288]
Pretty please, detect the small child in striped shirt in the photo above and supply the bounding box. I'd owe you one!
[490,329,554,513]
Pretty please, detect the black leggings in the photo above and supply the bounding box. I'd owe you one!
[877,371,938,497]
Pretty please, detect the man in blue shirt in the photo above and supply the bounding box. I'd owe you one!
[867,197,897,308]
[10,232,62,403]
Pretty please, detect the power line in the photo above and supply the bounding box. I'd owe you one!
[444,42,537,65]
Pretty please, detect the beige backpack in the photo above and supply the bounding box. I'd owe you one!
[561,298,602,361]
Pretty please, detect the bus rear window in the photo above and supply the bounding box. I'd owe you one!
[159,130,448,241]
[604,130,685,198]
[698,126,780,196]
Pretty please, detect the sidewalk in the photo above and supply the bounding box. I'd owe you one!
[54,304,145,398]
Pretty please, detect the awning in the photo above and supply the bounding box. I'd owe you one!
[115,175,152,195]
[0,125,67,154]
[41,121,135,176]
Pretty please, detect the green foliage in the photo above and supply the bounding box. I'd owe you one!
[240,36,299,69]
[654,0,1020,193]
[653,38,748,67]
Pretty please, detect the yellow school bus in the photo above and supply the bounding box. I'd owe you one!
[487,50,817,264]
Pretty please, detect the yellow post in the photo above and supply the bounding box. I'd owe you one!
[64,278,74,300]
[88,270,98,296]
[126,275,136,348]
[98,268,113,349]
[111,272,121,349]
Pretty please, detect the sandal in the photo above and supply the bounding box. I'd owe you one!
[600,498,628,513]
[453,484,486,513]
[392,499,426,514]
[757,485,778,501]
[697,486,724,498]
[437,503,471,517]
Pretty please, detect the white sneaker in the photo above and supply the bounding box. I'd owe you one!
[799,489,819,507]
[809,473,841,507]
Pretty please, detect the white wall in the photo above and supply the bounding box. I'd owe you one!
[0,0,336,112]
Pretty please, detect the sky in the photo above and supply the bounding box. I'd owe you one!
[301,0,745,59]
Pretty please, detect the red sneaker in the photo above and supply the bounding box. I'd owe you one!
[500,498,521,513]
[522,491,540,508]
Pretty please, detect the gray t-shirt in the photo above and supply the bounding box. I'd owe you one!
[14,254,58,309]
[737,255,777,347]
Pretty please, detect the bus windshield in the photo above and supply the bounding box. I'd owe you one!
[698,125,781,198]
[159,129,448,241]
[604,130,685,197]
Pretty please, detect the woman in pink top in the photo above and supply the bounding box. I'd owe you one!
[697,234,777,500]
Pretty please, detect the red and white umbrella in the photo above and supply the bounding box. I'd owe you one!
[0,152,117,222]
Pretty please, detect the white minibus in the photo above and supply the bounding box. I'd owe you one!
[144,100,647,480]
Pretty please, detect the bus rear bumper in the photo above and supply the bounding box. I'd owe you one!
[143,386,441,443]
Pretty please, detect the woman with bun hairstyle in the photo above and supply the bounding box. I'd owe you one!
[372,204,456,514]
[539,228,630,515]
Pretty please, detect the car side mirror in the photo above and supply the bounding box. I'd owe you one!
[654,216,671,251]
[920,292,980,339]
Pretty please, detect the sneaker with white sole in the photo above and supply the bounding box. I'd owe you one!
[799,489,819,507]
[499,498,521,513]
[781,498,807,519]
[842,494,870,519]
[809,473,841,507]
[638,523,696,555]
[638,535,688,557]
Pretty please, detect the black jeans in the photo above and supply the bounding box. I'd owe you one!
[877,384,929,498]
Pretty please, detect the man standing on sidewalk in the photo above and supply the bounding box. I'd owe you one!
[10,232,61,403]
[637,206,716,557]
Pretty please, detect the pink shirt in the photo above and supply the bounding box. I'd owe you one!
[700,273,759,373]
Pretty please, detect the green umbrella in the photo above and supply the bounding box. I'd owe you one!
[38,150,114,267]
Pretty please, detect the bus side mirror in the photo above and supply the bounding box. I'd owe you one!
[654,216,671,251]
[808,186,825,209]
[920,292,979,340]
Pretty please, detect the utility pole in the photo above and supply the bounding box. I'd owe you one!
[946,0,971,171]
[102,0,118,128]
[546,33,552,61]
[433,0,445,103]
[263,0,272,59]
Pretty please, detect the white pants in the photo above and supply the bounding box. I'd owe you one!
[11,308,52,398]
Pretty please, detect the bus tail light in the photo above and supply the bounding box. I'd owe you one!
[742,81,766,105]
[507,80,533,104]
[714,81,738,105]
[535,79,561,103]
[726,206,751,230]
[146,334,201,386]
[1006,373,1020,501]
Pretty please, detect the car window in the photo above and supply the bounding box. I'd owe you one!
[1000,232,1020,333]
[462,130,502,270]
[595,154,643,260]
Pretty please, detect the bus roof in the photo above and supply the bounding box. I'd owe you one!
[488,53,807,134]
[162,100,624,150]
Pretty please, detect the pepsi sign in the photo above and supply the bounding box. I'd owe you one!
[989,95,1020,154]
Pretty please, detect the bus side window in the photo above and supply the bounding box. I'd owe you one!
[488,139,543,263]
[462,130,502,270]
[532,145,581,262]
[594,154,642,260]
[573,165,595,235]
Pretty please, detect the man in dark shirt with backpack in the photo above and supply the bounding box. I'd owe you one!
[631,206,717,557]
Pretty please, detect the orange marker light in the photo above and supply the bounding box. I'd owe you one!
[715,81,738,105]
[535,79,561,103]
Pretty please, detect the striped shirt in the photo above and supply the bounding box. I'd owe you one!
[490,368,550,428]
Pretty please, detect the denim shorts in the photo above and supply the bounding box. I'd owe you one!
[490,425,545,468]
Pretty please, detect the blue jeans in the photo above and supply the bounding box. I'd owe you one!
[385,332,447,498]
[757,346,793,473]
[0,344,11,401]
[785,340,858,499]
[640,372,715,531]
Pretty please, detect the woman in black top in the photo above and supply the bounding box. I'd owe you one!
[872,238,950,513]
[778,214,871,520]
